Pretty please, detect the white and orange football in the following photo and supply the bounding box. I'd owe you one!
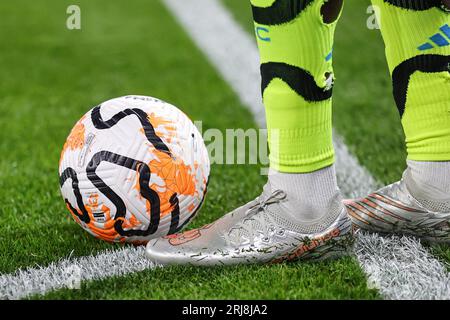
[59,95,210,244]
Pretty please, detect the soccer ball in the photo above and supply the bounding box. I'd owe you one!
[59,95,210,244]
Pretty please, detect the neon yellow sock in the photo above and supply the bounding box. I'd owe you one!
[372,0,450,161]
[251,0,343,173]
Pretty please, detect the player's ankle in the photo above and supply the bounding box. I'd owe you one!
[268,164,343,223]
[404,160,450,210]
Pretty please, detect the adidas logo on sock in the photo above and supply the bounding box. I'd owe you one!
[418,24,450,51]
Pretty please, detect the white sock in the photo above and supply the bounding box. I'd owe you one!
[405,160,450,204]
[268,164,342,222]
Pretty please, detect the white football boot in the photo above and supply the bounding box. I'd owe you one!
[146,184,353,266]
[345,168,450,243]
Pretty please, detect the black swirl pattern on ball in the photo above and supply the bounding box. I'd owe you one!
[173,178,209,234]
[60,167,91,223]
[91,105,171,155]
[62,104,206,239]
[86,151,177,237]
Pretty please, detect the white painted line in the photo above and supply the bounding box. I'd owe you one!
[163,0,450,299]
[356,232,450,299]
[0,246,156,300]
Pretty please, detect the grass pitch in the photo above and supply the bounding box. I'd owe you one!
[0,0,447,299]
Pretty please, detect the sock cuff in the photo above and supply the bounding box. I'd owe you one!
[405,159,450,204]
[268,164,342,222]
[268,164,338,196]
[268,127,335,173]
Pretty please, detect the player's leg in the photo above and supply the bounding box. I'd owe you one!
[346,1,450,242]
[146,0,353,265]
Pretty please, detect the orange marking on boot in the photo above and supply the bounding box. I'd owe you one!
[362,198,409,221]
[370,193,423,213]
[346,206,370,225]
[349,202,389,224]
[273,228,341,263]
[165,223,214,246]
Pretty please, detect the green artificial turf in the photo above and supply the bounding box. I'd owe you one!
[39,257,377,300]
[2,0,446,300]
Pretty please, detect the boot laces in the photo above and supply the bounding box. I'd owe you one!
[225,190,287,246]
